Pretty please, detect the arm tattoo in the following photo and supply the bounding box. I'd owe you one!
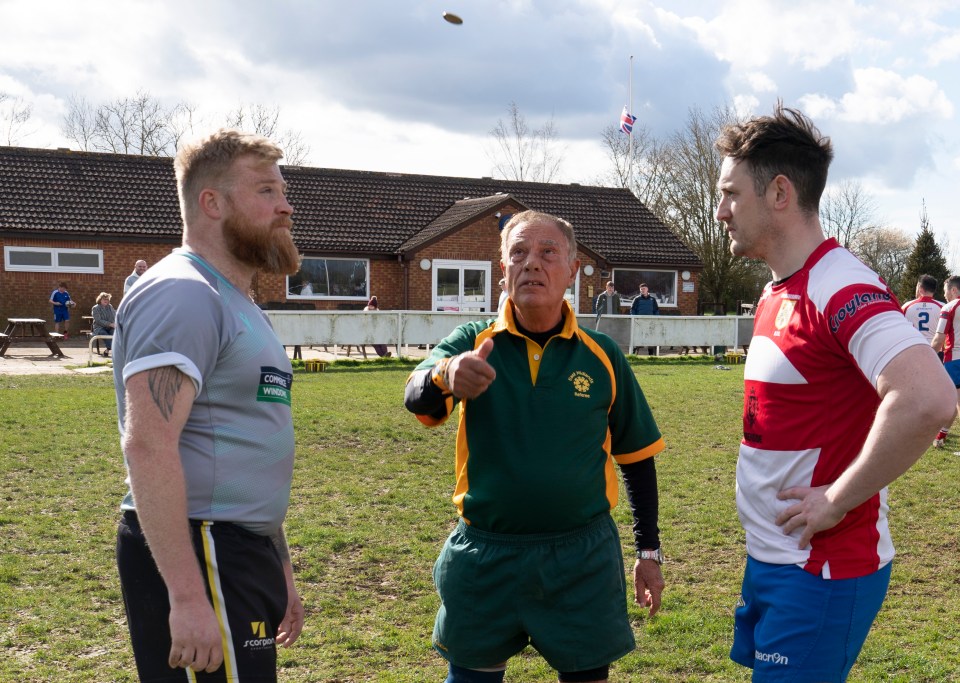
[269,527,291,564]
[147,366,183,421]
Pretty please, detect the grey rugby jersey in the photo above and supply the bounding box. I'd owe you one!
[113,249,295,535]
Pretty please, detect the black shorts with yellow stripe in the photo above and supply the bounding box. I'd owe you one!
[116,511,287,682]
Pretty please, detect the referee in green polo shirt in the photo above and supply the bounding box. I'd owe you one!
[405,210,666,683]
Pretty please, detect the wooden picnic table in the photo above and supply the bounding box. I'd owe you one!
[0,318,64,357]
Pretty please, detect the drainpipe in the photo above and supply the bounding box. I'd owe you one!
[400,253,408,310]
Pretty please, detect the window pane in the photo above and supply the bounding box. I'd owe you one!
[327,259,367,297]
[287,258,367,298]
[462,269,486,302]
[437,268,459,297]
[58,252,100,268]
[614,270,677,306]
[9,250,52,267]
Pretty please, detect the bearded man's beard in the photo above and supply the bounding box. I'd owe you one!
[222,212,301,275]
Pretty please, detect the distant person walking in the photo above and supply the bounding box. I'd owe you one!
[48,281,75,338]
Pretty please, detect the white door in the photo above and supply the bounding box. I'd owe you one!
[433,260,492,312]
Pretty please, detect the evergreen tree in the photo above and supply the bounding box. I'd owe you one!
[900,201,950,302]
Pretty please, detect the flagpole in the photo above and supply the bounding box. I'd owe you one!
[628,55,634,192]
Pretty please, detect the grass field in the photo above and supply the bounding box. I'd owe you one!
[1,361,959,681]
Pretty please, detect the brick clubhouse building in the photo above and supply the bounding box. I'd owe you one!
[0,146,701,322]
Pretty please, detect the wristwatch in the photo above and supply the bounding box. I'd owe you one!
[637,548,663,565]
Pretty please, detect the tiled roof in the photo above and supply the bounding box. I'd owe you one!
[0,146,701,267]
[398,194,524,253]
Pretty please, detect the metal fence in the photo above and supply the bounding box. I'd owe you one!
[265,311,754,354]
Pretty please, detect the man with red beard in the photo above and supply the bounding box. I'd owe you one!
[112,129,304,681]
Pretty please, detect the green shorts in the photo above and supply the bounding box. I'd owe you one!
[432,514,635,672]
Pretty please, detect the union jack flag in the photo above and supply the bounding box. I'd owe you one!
[619,106,637,135]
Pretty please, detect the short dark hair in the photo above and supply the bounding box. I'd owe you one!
[606,281,614,288]
[715,102,833,215]
[947,275,960,293]
[918,274,938,295]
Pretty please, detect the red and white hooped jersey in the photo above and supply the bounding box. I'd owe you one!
[902,296,944,343]
[739,239,926,579]
[935,298,960,362]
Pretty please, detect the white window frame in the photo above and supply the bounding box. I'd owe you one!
[287,257,370,300]
[613,268,679,308]
[432,259,492,312]
[3,246,104,274]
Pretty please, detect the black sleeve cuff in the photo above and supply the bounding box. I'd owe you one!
[619,456,660,553]
[404,367,449,419]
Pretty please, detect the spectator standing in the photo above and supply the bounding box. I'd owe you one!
[715,104,954,681]
[113,130,304,680]
[497,278,508,312]
[124,260,148,294]
[48,281,75,338]
[404,210,665,683]
[594,281,621,316]
[91,292,117,356]
[364,295,392,357]
[630,284,659,355]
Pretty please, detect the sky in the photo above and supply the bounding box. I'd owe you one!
[2,0,959,264]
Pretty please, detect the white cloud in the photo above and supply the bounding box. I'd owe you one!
[668,0,873,71]
[733,94,759,118]
[928,31,960,65]
[796,94,839,120]
[800,68,953,124]
[743,71,777,93]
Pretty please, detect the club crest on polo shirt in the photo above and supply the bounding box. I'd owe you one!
[257,367,293,405]
[569,370,594,398]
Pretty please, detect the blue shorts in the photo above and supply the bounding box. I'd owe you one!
[944,360,960,388]
[731,556,891,682]
[53,307,69,322]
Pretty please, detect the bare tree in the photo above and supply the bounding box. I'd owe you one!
[61,94,97,151]
[226,103,310,165]
[61,91,180,155]
[487,102,564,182]
[657,106,762,308]
[596,123,670,217]
[854,226,914,295]
[820,179,878,250]
[0,92,34,146]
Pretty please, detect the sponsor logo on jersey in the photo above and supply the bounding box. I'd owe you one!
[568,370,594,398]
[258,366,293,405]
[755,649,789,665]
[244,621,276,650]
[829,290,892,333]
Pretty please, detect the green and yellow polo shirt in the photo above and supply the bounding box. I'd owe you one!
[412,301,664,534]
